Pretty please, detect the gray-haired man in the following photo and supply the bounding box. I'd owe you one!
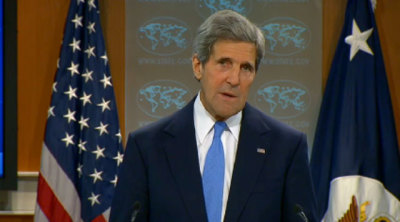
[110,10,317,222]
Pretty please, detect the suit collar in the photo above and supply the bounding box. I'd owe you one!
[224,104,271,221]
[162,98,208,221]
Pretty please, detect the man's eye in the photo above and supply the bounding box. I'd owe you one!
[242,65,253,72]
[219,60,227,65]
[218,60,232,69]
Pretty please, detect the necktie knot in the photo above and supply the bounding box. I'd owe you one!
[213,121,227,139]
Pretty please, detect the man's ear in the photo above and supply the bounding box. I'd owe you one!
[192,55,202,81]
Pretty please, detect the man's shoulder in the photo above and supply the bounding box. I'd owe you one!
[244,103,303,137]
[128,98,195,139]
[128,114,171,137]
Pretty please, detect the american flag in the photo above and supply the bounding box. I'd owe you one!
[34,0,124,221]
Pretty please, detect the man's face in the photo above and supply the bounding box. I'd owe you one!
[192,39,257,121]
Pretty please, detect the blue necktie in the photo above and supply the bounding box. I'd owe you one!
[202,121,227,222]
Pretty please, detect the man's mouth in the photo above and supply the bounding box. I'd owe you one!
[221,92,237,98]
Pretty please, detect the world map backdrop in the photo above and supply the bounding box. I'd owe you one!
[125,0,322,153]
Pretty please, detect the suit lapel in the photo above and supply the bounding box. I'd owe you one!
[162,99,208,221]
[224,104,271,221]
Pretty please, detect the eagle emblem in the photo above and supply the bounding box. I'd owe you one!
[339,195,371,222]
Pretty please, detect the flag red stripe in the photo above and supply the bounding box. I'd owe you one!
[37,173,73,222]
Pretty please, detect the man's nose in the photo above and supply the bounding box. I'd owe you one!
[226,65,240,86]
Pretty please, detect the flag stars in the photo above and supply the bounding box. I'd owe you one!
[48,106,55,118]
[61,132,74,147]
[101,53,108,65]
[64,86,78,100]
[78,139,87,154]
[77,0,85,5]
[71,14,83,29]
[95,122,109,136]
[87,22,96,34]
[89,168,103,183]
[92,145,106,159]
[80,92,92,106]
[110,175,118,187]
[67,61,80,76]
[116,130,122,143]
[77,164,83,177]
[78,116,90,130]
[52,82,58,93]
[97,98,111,112]
[82,69,93,83]
[84,45,96,59]
[113,152,124,166]
[100,74,112,89]
[88,192,101,206]
[371,0,377,11]
[88,0,97,11]
[69,38,81,53]
[63,108,76,123]
[345,19,374,61]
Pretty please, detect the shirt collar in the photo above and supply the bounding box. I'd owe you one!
[194,92,242,144]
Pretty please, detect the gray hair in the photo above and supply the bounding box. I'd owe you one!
[193,10,265,71]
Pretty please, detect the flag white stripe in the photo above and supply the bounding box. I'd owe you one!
[34,205,49,222]
[102,207,111,221]
[40,144,82,222]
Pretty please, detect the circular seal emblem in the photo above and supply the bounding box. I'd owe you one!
[137,17,191,56]
[254,80,310,119]
[137,80,192,118]
[260,17,311,56]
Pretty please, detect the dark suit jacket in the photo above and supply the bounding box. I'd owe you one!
[110,98,318,222]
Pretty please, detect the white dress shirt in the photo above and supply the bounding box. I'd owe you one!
[194,93,242,221]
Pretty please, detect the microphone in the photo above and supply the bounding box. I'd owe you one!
[130,201,141,222]
[295,204,309,222]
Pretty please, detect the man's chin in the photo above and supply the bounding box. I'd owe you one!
[214,109,241,121]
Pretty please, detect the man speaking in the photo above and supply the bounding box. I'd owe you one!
[110,10,317,222]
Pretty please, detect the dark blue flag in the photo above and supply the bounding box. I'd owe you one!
[311,0,400,220]
[34,0,124,221]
